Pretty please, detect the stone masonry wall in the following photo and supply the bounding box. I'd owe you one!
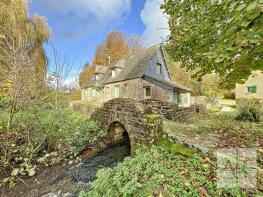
[140,99,201,121]
[91,98,163,155]
[89,98,202,155]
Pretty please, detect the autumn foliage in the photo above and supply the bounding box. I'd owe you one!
[79,31,142,88]
[79,63,96,88]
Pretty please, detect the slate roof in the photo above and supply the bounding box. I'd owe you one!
[84,45,160,88]
[95,66,108,74]
[103,44,160,84]
[143,75,193,93]
[83,44,192,93]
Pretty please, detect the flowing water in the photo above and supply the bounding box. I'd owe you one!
[70,140,130,183]
[1,138,131,197]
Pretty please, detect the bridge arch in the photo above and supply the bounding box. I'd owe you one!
[107,121,131,154]
[91,98,163,155]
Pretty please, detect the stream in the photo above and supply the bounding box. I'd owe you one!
[1,140,131,197]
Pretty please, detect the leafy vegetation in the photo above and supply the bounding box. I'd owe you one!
[0,95,106,188]
[164,52,225,97]
[0,0,50,95]
[79,146,261,197]
[182,108,261,131]
[154,138,194,157]
[236,99,263,122]
[162,0,263,88]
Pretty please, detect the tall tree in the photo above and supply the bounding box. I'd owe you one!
[0,0,50,96]
[105,31,129,64]
[79,63,96,88]
[92,44,108,66]
[80,31,143,87]
[127,34,143,55]
[162,0,263,88]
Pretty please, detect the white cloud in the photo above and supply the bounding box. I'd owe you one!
[32,0,131,39]
[140,0,170,47]
[35,0,131,20]
[63,77,79,88]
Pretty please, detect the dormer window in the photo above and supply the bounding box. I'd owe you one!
[116,68,122,75]
[112,69,117,78]
[156,63,161,75]
[95,74,101,81]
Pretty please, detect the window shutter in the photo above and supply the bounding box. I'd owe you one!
[173,91,179,103]
[119,85,123,97]
[178,93,181,103]
[251,86,257,93]
[248,86,257,93]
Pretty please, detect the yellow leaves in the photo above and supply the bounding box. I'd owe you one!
[184,181,190,187]
[202,157,211,169]
[202,163,210,169]
[0,78,13,95]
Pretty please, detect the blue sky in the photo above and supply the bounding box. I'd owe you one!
[30,0,169,85]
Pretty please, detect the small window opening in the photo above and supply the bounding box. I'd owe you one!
[156,63,162,75]
[246,86,257,93]
[143,87,151,99]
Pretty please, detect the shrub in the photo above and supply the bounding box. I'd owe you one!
[223,91,235,99]
[236,99,263,122]
[79,146,256,197]
[68,90,81,101]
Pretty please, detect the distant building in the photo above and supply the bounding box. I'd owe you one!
[236,70,263,100]
[81,45,192,107]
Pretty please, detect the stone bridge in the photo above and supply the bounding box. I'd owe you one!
[90,98,197,155]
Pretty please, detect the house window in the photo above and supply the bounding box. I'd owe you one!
[92,89,96,97]
[247,86,257,93]
[105,87,110,100]
[116,68,122,75]
[172,91,180,103]
[143,87,151,99]
[116,85,123,97]
[95,74,101,81]
[156,63,161,75]
[124,84,127,95]
[88,89,92,97]
[111,86,115,98]
[112,69,117,78]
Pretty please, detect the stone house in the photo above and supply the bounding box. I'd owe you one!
[236,70,263,100]
[81,45,192,107]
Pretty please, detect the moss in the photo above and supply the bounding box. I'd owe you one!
[144,114,161,124]
[154,138,194,157]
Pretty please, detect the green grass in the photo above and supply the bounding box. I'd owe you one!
[220,99,236,107]
[154,138,194,157]
[171,110,262,134]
